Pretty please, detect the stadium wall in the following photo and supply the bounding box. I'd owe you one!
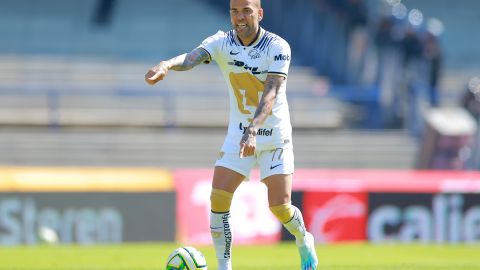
[1,168,480,246]
[176,169,480,245]
[0,167,175,245]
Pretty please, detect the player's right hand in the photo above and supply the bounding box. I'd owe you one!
[145,61,169,85]
[239,127,257,158]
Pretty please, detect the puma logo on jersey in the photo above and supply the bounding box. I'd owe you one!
[228,60,267,75]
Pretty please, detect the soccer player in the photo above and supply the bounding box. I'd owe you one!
[145,0,318,269]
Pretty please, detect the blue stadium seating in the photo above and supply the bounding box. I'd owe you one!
[0,0,230,59]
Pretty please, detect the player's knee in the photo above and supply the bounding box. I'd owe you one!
[210,188,233,213]
[270,202,295,224]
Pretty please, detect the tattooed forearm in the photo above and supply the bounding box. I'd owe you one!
[249,74,285,130]
[167,48,210,71]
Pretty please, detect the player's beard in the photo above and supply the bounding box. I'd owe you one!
[235,23,257,43]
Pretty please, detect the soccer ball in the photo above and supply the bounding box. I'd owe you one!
[166,246,207,270]
[37,226,59,245]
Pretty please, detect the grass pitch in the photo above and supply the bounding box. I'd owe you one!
[1,242,479,270]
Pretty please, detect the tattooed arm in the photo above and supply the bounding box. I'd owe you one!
[239,74,285,158]
[145,48,210,85]
[250,74,284,131]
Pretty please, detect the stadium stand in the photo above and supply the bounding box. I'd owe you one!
[0,0,229,59]
[2,0,478,169]
[0,55,346,128]
[401,0,480,71]
[0,127,416,169]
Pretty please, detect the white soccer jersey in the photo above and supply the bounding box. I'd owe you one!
[198,28,293,152]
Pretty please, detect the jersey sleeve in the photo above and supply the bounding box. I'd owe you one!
[197,30,225,64]
[267,39,291,78]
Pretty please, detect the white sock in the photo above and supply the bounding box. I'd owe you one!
[283,206,307,245]
[210,211,233,270]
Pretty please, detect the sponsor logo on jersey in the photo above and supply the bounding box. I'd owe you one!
[239,122,273,136]
[274,54,290,61]
[229,50,240,55]
[228,60,267,75]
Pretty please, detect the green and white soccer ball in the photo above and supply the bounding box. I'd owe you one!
[166,246,207,270]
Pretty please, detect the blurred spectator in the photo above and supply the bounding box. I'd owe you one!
[93,0,117,27]
[423,32,443,106]
[401,27,423,68]
[244,0,452,130]
[374,16,396,83]
[375,16,395,49]
[400,27,431,136]
[461,77,480,121]
[344,0,369,84]
[345,0,368,28]
[373,16,405,128]
[463,77,480,170]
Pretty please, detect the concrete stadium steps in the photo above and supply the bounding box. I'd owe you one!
[0,56,349,129]
[292,130,417,168]
[0,127,417,169]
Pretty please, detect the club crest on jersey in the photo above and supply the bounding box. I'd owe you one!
[228,60,267,75]
[248,49,261,59]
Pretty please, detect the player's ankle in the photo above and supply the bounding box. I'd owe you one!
[297,232,313,246]
[217,258,232,270]
[296,236,307,246]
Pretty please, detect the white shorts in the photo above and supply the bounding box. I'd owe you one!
[214,147,294,180]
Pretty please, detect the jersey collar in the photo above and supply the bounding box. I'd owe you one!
[235,27,264,47]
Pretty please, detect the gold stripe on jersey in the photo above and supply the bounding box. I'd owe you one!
[267,71,288,78]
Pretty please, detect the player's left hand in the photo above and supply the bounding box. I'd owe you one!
[239,128,256,158]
